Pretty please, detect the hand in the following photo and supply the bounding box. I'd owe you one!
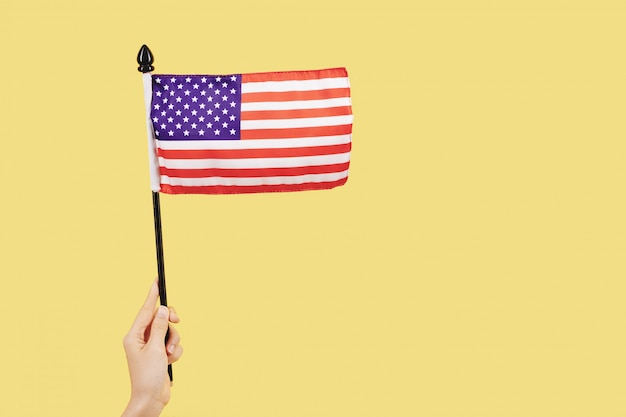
[121,281,183,417]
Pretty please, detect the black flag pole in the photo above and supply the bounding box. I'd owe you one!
[138,44,173,383]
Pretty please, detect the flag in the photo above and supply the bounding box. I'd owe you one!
[142,68,353,194]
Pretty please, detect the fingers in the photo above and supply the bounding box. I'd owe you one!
[129,280,160,338]
[168,306,180,324]
[147,305,170,349]
[166,326,180,352]
[168,344,183,364]
[166,325,183,363]
[124,279,183,362]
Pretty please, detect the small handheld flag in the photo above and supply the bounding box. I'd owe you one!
[137,44,353,383]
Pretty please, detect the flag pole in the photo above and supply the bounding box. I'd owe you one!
[138,44,173,383]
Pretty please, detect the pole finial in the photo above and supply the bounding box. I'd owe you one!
[137,44,154,73]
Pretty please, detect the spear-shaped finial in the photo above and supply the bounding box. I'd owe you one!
[137,44,154,73]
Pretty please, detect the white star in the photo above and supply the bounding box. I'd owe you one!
[156,78,162,83]
[207,122,213,128]
[178,84,183,89]
[200,90,206,96]
[176,123,182,129]
[184,130,190,136]
[214,129,220,135]
[168,117,174,123]
[230,76,237,81]
[229,115,236,121]
[214,116,220,122]
[155,91,162,97]
[199,103,206,109]
[162,97,168,103]
[191,123,197,129]
[208,83,214,89]
[161,111,166,116]
[222,109,228,115]
[222,122,228,128]
[222,82,228,88]
[176,110,182,116]
[199,116,205,122]
[207,109,213,115]
[185,77,191,83]
[198,129,205,135]
[193,84,199,89]
[191,97,198,103]
[170,91,175,96]
[164,85,169,90]
[184,104,190,109]
[168,130,174,136]
[176,97,182,103]
[222,95,228,101]
[153,104,160,110]
[230,129,236,135]
[170,77,176,83]
[183,117,189,123]
[160,123,166,129]
[216,76,222,82]
[184,90,191,96]
[191,110,197,116]
[152,116,158,122]
[230,88,236,94]
[168,104,174,110]
[214,103,220,108]
[230,102,236,108]
[214,89,221,95]
[208,97,213,102]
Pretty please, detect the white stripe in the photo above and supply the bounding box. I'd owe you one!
[156,135,351,151]
[241,77,349,93]
[241,97,351,111]
[160,171,349,187]
[241,115,353,130]
[159,152,350,169]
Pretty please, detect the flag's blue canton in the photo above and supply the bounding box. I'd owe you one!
[151,75,243,141]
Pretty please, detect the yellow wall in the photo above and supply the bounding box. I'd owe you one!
[1,1,625,416]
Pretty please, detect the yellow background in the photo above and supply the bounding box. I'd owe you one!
[1,0,625,416]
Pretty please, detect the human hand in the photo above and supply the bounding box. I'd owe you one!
[121,281,183,417]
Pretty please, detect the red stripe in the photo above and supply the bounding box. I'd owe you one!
[160,162,350,179]
[241,106,352,121]
[242,68,347,83]
[241,88,350,103]
[241,124,352,140]
[160,178,348,195]
[158,143,351,160]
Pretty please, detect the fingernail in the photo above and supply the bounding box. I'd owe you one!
[167,344,176,354]
[157,305,168,318]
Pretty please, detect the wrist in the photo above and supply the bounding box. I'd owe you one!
[121,395,165,417]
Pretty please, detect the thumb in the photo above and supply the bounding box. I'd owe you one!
[147,305,170,348]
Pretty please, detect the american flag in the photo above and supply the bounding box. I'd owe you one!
[144,68,353,194]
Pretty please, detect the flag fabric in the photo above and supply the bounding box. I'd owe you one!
[142,68,353,194]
